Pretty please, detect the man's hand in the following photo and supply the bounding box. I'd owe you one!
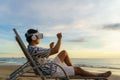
[49,33,62,56]
[57,33,62,40]
[50,42,54,48]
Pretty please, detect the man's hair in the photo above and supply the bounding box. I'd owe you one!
[25,29,38,43]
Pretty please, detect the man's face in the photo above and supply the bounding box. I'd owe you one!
[34,38,40,45]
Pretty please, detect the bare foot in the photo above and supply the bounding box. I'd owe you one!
[98,71,111,78]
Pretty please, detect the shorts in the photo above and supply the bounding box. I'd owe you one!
[51,56,75,77]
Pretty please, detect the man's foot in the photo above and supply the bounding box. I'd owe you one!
[98,71,111,78]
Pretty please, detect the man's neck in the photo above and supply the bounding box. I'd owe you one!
[29,42,37,46]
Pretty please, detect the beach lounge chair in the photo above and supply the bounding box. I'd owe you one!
[8,28,108,80]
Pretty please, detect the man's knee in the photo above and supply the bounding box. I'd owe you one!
[57,50,67,62]
[61,50,66,53]
[58,50,67,57]
[60,50,67,55]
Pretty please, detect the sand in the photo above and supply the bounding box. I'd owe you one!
[0,65,120,80]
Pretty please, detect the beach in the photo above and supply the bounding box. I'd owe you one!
[0,65,120,80]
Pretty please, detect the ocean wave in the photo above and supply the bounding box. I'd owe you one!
[0,61,6,63]
[74,64,120,70]
[0,58,120,70]
[0,58,26,65]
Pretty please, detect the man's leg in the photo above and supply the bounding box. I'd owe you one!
[57,50,72,66]
[57,50,111,78]
[74,67,111,77]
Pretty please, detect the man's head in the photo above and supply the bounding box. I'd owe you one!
[25,29,43,44]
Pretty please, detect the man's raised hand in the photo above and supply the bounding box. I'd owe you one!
[57,33,62,40]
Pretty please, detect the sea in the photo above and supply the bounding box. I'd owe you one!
[0,58,120,75]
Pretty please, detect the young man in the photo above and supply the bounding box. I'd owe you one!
[25,29,111,77]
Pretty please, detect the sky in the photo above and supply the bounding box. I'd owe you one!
[0,0,120,58]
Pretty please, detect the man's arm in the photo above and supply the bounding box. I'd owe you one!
[49,33,62,56]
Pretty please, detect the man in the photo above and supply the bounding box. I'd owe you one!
[25,28,111,77]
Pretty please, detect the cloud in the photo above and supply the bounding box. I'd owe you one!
[0,0,119,26]
[103,23,120,30]
[1,0,120,58]
[67,38,87,42]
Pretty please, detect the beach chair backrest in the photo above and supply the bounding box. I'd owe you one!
[13,28,32,61]
[13,28,45,79]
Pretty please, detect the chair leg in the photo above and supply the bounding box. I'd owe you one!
[8,62,30,80]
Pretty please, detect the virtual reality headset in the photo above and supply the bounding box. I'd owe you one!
[26,32,43,40]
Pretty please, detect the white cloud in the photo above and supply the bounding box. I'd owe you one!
[0,0,120,26]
